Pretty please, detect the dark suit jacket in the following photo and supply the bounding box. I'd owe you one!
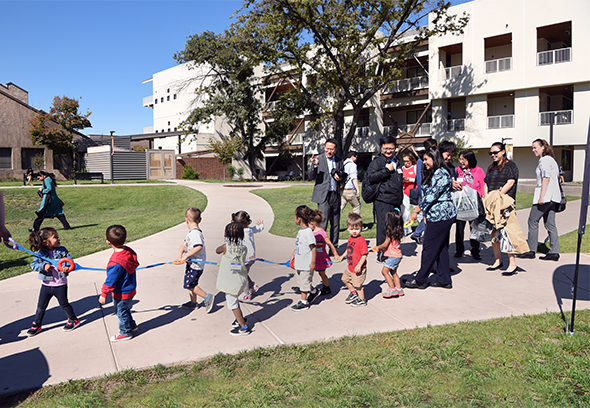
[308,153,344,204]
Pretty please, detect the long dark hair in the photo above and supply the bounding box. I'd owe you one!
[460,150,477,169]
[39,171,57,187]
[422,146,449,186]
[29,227,57,251]
[224,221,244,245]
[487,142,509,173]
[384,209,404,242]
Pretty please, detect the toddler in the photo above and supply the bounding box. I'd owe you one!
[232,210,263,301]
[309,209,338,295]
[290,205,319,311]
[371,209,405,298]
[336,213,368,307]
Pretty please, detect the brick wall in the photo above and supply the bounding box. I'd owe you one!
[176,157,227,180]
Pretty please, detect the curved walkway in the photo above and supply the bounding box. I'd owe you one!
[0,180,588,396]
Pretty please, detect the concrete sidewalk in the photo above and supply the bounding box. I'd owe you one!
[0,180,588,396]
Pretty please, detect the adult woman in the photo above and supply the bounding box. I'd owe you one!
[31,171,71,232]
[520,139,561,261]
[26,167,34,186]
[454,150,485,260]
[404,146,457,289]
[401,152,417,236]
[483,142,520,274]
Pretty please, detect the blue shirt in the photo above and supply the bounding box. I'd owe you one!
[419,168,457,222]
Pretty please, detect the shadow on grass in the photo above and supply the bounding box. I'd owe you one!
[67,224,99,230]
[552,263,590,326]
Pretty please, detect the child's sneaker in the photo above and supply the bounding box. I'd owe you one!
[181,301,198,310]
[351,297,367,307]
[382,287,397,298]
[27,322,42,337]
[291,286,302,294]
[291,300,309,312]
[344,292,359,304]
[395,288,405,297]
[320,285,331,295]
[203,294,214,314]
[63,318,80,332]
[238,291,251,302]
[110,333,132,342]
[230,325,252,336]
[306,289,319,305]
[249,284,259,295]
[231,318,248,328]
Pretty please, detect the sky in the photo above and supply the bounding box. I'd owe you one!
[1,0,471,137]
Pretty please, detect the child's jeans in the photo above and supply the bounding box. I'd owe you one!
[34,284,76,325]
[114,297,136,337]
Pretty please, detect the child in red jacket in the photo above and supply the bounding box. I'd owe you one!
[98,225,139,342]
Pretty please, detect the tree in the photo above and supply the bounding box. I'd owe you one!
[174,31,285,180]
[29,96,92,153]
[207,136,243,181]
[232,0,468,154]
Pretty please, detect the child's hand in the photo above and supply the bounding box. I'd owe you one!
[309,263,315,273]
[354,264,362,274]
[256,220,263,225]
[44,263,52,272]
[98,296,106,305]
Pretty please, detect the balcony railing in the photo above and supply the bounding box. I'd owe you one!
[143,95,153,107]
[355,127,370,137]
[537,48,572,66]
[539,110,573,126]
[143,126,154,134]
[485,57,512,73]
[447,119,465,132]
[487,115,514,129]
[383,125,398,137]
[440,66,463,80]
[265,100,279,111]
[383,76,429,94]
[400,123,432,135]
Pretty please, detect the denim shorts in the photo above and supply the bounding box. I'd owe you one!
[384,256,402,271]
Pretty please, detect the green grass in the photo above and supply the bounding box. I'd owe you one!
[0,185,206,280]
[536,225,590,254]
[0,179,170,187]
[8,310,590,407]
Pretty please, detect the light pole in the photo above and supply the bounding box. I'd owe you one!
[110,131,115,184]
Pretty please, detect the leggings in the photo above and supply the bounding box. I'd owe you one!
[33,284,77,325]
[33,214,71,231]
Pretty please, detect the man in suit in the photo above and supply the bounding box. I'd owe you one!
[309,138,344,245]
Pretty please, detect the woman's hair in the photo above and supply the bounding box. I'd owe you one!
[295,205,314,226]
[224,221,244,245]
[311,209,324,225]
[384,209,404,242]
[487,142,509,173]
[460,150,477,169]
[29,227,57,251]
[38,171,57,186]
[421,146,450,186]
[231,210,251,226]
[402,152,417,165]
[532,138,555,158]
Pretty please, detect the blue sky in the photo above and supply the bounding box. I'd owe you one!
[1,0,471,137]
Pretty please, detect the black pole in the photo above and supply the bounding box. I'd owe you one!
[568,233,584,333]
[549,112,554,147]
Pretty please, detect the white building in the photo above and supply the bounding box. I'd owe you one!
[143,0,590,181]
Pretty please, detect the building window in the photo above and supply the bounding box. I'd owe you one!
[438,43,463,80]
[155,99,157,104]
[21,148,44,170]
[485,33,512,73]
[0,148,11,169]
[537,21,572,66]
[174,94,177,99]
[167,96,170,101]
[53,152,72,170]
[168,121,170,126]
[155,130,158,133]
[539,85,573,125]
[161,97,164,103]
[167,88,170,93]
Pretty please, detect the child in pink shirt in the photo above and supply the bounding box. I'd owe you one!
[372,209,405,298]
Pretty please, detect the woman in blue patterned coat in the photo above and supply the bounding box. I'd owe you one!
[404,146,457,289]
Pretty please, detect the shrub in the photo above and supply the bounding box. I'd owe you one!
[227,165,237,179]
[181,165,200,180]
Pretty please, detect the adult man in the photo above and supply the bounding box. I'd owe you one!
[309,138,344,245]
[365,135,404,261]
[341,151,361,215]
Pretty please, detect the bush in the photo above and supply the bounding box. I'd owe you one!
[181,165,200,180]
[227,165,237,179]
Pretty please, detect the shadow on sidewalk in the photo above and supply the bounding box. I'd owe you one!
[0,348,48,402]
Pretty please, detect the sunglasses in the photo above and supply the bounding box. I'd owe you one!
[489,150,503,156]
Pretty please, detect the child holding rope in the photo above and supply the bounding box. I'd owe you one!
[290,205,319,311]
[27,227,79,336]
[232,210,263,301]
[309,209,338,295]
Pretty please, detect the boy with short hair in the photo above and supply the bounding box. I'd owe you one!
[337,213,368,307]
[99,225,140,342]
[174,207,213,312]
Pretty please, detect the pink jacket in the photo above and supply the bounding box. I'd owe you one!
[456,166,485,197]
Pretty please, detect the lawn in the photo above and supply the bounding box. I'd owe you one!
[8,310,590,407]
[0,185,206,280]
[0,179,170,187]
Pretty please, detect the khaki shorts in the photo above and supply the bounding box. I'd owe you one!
[296,270,314,292]
[342,267,367,289]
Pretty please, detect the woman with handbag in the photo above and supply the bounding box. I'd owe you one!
[454,150,486,260]
[401,152,417,236]
[31,171,71,232]
[519,139,562,261]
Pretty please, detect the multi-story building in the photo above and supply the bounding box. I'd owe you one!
[143,0,589,181]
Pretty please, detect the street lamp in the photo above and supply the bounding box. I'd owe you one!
[110,131,115,184]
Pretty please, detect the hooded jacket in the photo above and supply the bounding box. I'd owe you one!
[101,246,139,299]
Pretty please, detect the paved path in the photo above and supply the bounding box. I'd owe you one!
[0,180,588,396]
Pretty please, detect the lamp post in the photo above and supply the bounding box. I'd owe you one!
[110,131,115,184]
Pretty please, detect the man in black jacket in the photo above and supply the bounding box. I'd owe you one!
[366,135,404,261]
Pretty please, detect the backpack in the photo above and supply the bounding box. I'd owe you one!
[362,170,380,203]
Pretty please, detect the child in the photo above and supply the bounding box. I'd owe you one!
[336,213,368,307]
[215,221,251,336]
[27,228,79,336]
[98,225,140,342]
[174,207,213,312]
[371,209,405,298]
[290,205,319,311]
[309,209,338,295]
[232,210,263,301]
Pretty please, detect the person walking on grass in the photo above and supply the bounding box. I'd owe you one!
[174,207,213,312]
[215,221,251,336]
[27,227,79,337]
[371,209,405,298]
[31,171,71,232]
[290,205,319,311]
[336,213,369,307]
[341,151,361,215]
[99,225,139,342]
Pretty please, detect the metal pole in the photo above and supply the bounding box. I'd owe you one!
[302,137,306,183]
[549,112,554,147]
[110,131,115,184]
